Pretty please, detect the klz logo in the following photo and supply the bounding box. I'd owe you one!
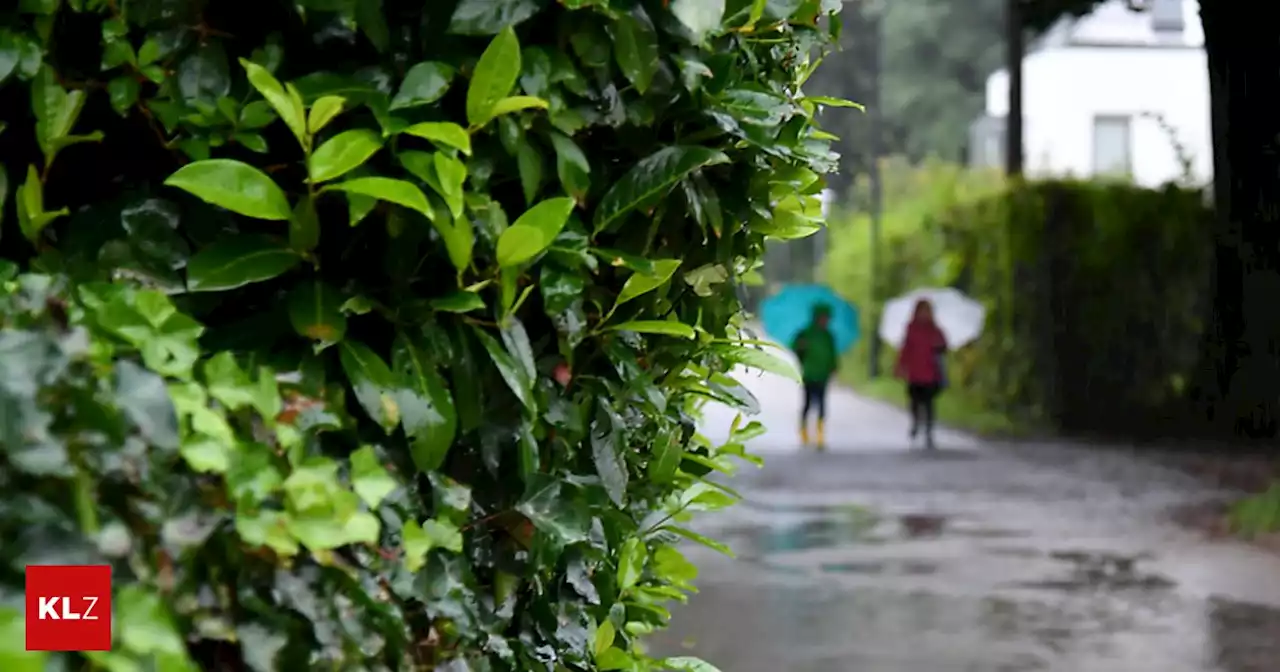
[38,596,101,620]
[25,565,112,651]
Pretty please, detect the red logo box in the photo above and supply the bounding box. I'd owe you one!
[25,565,113,651]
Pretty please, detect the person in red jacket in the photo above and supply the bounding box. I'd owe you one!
[895,299,948,448]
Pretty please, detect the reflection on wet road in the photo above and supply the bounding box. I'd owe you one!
[648,367,1280,671]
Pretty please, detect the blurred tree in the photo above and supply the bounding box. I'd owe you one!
[806,0,1108,188]
[1195,0,1280,439]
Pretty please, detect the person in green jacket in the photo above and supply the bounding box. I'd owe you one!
[791,304,838,448]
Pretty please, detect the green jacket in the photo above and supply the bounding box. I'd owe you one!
[792,324,837,383]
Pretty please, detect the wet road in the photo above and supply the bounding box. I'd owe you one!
[650,366,1280,671]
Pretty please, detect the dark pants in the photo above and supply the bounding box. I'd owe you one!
[801,380,829,422]
[907,383,940,434]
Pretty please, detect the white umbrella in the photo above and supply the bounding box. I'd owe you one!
[878,287,986,350]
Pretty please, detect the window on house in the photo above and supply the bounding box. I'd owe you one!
[1151,0,1185,32]
[1092,115,1132,176]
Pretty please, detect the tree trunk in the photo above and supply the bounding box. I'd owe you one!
[1005,0,1023,175]
[1197,1,1280,438]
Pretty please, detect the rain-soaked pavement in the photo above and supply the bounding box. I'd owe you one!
[649,365,1280,671]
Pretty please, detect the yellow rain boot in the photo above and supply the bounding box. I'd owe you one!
[816,420,826,449]
[800,423,810,446]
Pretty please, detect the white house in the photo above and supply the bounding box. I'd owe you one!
[970,0,1211,188]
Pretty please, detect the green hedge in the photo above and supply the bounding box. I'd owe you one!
[0,1,844,670]
[826,172,1213,435]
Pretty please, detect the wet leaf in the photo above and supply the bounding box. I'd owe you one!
[403,121,472,155]
[323,177,434,220]
[616,537,646,592]
[670,0,726,43]
[391,61,455,109]
[607,320,696,339]
[185,235,301,292]
[164,159,292,221]
[339,340,401,432]
[241,58,307,147]
[516,475,589,544]
[591,405,627,506]
[614,258,681,308]
[431,291,486,313]
[393,332,458,473]
[449,0,542,35]
[466,27,521,127]
[594,146,729,232]
[306,95,345,133]
[308,129,383,183]
[608,9,658,93]
[549,132,590,203]
[473,327,532,409]
[286,280,347,345]
[350,445,397,508]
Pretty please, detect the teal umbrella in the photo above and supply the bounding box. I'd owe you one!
[760,284,859,352]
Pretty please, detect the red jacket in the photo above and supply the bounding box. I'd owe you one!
[896,319,947,385]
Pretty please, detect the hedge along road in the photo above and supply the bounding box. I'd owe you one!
[653,354,1280,671]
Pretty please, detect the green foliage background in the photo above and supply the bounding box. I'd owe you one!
[825,166,1213,435]
[0,0,846,669]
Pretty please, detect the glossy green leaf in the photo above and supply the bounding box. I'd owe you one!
[549,132,590,204]
[185,235,301,292]
[594,146,729,232]
[432,152,467,218]
[489,95,549,118]
[430,291,486,313]
[391,61,455,110]
[322,177,434,220]
[339,340,401,432]
[286,280,347,344]
[393,332,458,473]
[164,159,292,221]
[289,192,320,252]
[721,344,800,382]
[608,9,658,93]
[466,27,521,128]
[240,58,307,147]
[671,0,726,43]
[308,129,383,183]
[617,537,647,591]
[517,143,543,205]
[591,406,627,506]
[607,320,696,339]
[473,327,532,410]
[660,525,734,557]
[402,121,472,155]
[515,196,574,241]
[350,445,397,508]
[441,214,475,272]
[614,258,681,307]
[516,475,590,545]
[495,226,546,268]
[449,0,542,35]
[307,95,346,133]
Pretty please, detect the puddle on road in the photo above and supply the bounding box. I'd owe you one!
[721,504,1028,559]
[1008,549,1177,593]
[820,560,940,576]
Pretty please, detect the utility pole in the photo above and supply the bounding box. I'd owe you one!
[1005,0,1024,175]
[867,3,884,377]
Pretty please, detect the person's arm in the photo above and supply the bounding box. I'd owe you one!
[894,332,910,379]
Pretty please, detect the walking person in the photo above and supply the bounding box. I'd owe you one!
[792,305,838,449]
[895,299,948,449]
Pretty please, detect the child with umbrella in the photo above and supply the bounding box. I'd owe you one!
[791,304,838,448]
[761,284,860,450]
